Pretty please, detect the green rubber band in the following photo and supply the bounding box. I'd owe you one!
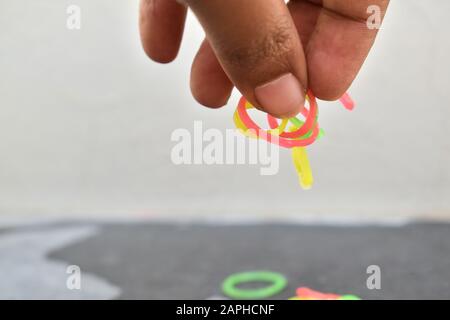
[289,117,303,128]
[222,271,288,300]
[289,117,325,139]
[338,295,361,300]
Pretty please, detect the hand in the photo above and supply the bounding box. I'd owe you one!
[139,0,389,118]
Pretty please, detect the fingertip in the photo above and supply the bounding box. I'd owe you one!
[254,73,304,119]
[190,39,234,109]
[190,86,231,109]
[270,108,302,119]
[139,0,186,64]
[190,66,232,109]
[309,81,349,102]
[141,42,179,64]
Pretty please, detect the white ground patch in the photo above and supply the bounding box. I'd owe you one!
[0,226,120,299]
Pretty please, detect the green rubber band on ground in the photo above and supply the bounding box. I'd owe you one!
[222,271,288,299]
[338,295,361,300]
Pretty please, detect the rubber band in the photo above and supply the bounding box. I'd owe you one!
[222,271,288,300]
[267,95,318,140]
[292,147,313,189]
[296,287,340,300]
[339,92,355,111]
[338,295,361,300]
[233,91,354,189]
[235,94,320,148]
[288,117,325,140]
[238,91,318,145]
[292,287,361,300]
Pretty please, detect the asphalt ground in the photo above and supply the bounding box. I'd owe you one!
[1,220,449,299]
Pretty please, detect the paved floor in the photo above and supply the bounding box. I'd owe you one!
[2,219,450,299]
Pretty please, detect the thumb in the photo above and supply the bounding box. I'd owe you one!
[185,0,307,118]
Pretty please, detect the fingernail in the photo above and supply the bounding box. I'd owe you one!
[254,73,304,118]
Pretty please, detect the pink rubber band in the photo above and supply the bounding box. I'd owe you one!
[266,106,309,130]
[237,91,320,148]
[267,92,319,139]
[234,91,355,189]
[339,92,355,111]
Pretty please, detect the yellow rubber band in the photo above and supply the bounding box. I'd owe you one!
[292,147,313,189]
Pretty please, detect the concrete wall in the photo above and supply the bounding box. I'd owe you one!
[0,0,449,220]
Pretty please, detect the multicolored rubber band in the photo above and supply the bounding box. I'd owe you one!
[235,91,320,148]
[233,90,354,189]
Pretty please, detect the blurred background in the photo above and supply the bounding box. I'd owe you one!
[1,0,450,299]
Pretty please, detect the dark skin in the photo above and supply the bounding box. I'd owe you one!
[139,0,389,118]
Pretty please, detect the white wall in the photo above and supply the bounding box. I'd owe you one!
[0,0,449,220]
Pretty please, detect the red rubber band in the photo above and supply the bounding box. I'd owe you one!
[237,91,320,148]
[267,92,318,139]
[339,92,355,111]
[266,107,309,129]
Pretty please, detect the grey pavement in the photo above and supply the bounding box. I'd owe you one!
[1,220,450,299]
